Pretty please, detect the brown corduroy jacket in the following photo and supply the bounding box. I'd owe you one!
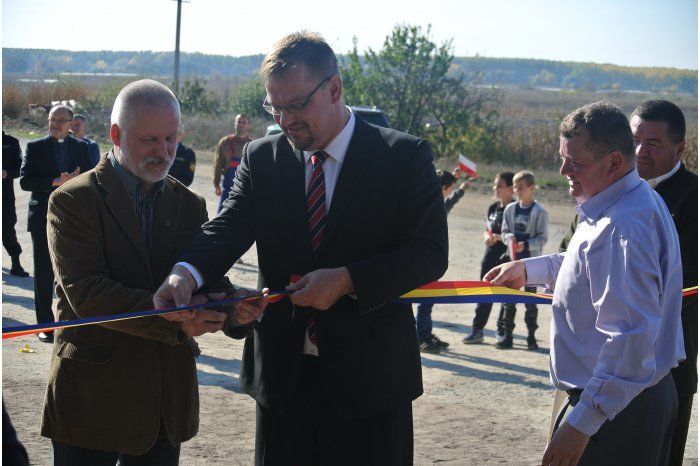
[40,154,207,454]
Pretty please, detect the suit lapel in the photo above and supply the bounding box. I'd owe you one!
[150,181,180,281]
[276,138,313,254]
[96,157,153,279]
[319,120,377,253]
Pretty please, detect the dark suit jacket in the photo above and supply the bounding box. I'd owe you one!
[19,135,91,232]
[181,117,449,419]
[40,156,208,454]
[2,132,22,201]
[655,164,698,397]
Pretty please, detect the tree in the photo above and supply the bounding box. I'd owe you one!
[341,24,503,161]
[177,78,221,115]
[227,77,269,119]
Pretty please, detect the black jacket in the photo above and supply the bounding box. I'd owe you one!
[655,164,698,396]
[2,132,22,199]
[168,143,196,187]
[19,135,91,232]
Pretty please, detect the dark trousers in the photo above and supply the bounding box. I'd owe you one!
[668,394,694,466]
[30,229,55,324]
[555,373,677,466]
[497,285,538,334]
[52,421,180,466]
[255,357,413,466]
[415,303,433,340]
[2,184,22,258]
[472,244,508,332]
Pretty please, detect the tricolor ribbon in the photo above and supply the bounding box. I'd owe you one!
[2,292,288,340]
[397,281,552,304]
[2,282,697,340]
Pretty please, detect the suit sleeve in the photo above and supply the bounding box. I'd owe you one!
[7,139,22,179]
[20,142,54,192]
[48,187,186,344]
[180,142,256,284]
[346,139,449,312]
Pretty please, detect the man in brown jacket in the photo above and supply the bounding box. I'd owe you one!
[212,113,252,212]
[41,79,265,465]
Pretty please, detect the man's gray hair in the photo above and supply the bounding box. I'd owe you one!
[111,79,180,129]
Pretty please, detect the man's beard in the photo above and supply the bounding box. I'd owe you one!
[117,146,174,184]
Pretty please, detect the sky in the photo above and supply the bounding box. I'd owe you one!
[2,0,698,69]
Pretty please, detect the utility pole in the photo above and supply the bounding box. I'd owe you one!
[173,0,189,92]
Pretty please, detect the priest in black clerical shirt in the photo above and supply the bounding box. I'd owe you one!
[19,105,91,342]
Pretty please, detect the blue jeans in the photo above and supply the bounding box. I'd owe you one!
[416,303,433,341]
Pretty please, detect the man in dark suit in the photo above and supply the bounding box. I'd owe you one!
[2,131,29,276]
[20,105,92,343]
[168,125,196,186]
[42,79,264,465]
[155,31,448,465]
[631,100,697,466]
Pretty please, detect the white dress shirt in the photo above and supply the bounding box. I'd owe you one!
[645,160,681,188]
[303,109,355,209]
[523,168,684,436]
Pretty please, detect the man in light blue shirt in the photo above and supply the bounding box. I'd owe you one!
[486,102,684,465]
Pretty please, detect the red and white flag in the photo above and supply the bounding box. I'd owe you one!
[458,154,478,179]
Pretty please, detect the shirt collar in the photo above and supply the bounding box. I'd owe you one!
[303,107,355,165]
[646,161,681,188]
[108,149,164,200]
[577,168,642,222]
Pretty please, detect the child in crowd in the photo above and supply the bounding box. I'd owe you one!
[498,170,548,350]
[463,172,515,345]
[416,168,468,354]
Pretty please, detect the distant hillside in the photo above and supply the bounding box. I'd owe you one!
[3,48,697,94]
[455,57,697,94]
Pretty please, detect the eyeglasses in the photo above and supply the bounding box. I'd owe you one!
[262,75,333,116]
[48,118,72,125]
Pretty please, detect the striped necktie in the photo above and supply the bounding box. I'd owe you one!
[304,151,329,355]
[306,151,329,254]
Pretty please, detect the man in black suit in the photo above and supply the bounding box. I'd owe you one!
[2,131,29,276]
[631,100,697,466]
[155,31,448,465]
[20,105,91,343]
